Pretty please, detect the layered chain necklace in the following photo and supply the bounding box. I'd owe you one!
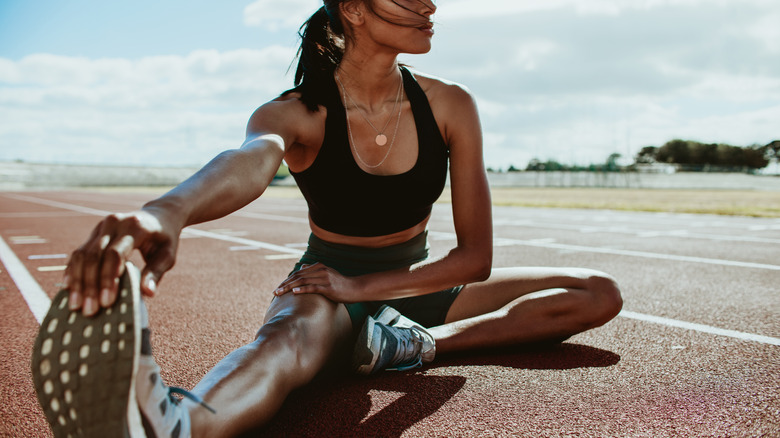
[335,72,404,169]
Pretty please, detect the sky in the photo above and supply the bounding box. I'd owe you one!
[1,0,778,169]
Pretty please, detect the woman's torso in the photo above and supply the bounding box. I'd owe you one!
[283,68,450,248]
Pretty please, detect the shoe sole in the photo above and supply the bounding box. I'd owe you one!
[31,263,144,438]
[352,317,382,375]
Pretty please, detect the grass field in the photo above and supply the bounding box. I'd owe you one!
[264,186,780,218]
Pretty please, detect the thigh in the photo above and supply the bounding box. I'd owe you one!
[444,266,600,323]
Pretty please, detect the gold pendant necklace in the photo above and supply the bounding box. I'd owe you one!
[336,73,404,169]
[336,73,403,147]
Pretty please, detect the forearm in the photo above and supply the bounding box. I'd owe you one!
[143,136,284,230]
[355,243,492,302]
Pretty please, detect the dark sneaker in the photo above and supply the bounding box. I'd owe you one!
[31,262,212,438]
[32,262,146,437]
[352,305,435,375]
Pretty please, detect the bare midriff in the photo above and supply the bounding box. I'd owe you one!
[309,213,431,248]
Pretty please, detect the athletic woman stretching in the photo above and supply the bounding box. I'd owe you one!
[32,1,622,436]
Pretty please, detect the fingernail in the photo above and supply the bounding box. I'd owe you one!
[146,277,157,294]
[84,297,98,315]
[100,288,111,307]
[292,287,301,293]
[69,291,81,310]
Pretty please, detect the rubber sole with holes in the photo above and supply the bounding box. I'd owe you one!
[31,263,144,438]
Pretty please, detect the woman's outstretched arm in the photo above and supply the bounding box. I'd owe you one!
[66,99,303,316]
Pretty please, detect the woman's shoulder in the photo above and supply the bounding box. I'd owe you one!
[246,92,326,144]
[250,92,324,125]
[407,68,476,107]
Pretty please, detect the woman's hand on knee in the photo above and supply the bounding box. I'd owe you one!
[274,263,360,303]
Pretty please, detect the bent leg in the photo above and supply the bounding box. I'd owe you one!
[186,293,352,438]
[430,267,622,354]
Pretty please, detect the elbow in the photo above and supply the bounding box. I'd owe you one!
[470,250,493,283]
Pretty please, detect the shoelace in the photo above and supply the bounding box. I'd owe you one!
[169,387,217,414]
[387,325,424,372]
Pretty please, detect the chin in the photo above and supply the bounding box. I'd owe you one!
[404,41,433,55]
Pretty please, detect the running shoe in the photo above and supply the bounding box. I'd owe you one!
[352,305,435,375]
[135,293,214,438]
[31,262,212,437]
[32,262,146,437]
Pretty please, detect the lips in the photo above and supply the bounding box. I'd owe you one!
[417,22,434,35]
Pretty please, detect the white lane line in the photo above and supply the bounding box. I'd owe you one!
[5,194,112,216]
[6,194,305,255]
[0,212,87,218]
[29,254,68,260]
[234,211,309,224]
[0,235,51,324]
[494,218,780,245]
[182,228,304,255]
[6,193,778,347]
[37,266,67,272]
[619,310,780,346]
[430,231,780,271]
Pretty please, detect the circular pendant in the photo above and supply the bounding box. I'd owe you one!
[375,134,388,146]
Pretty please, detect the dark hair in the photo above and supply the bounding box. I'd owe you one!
[283,2,346,112]
[283,1,434,111]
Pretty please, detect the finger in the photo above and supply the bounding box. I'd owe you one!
[66,251,85,311]
[140,246,176,297]
[274,268,327,296]
[80,244,104,317]
[80,215,126,316]
[275,264,315,290]
[291,284,325,294]
[98,234,135,307]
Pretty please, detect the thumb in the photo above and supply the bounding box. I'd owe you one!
[140,267,163,297]
[139,244,176,297]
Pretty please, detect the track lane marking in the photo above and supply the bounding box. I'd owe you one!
[0,235,51,323]
[182,228,304,255]
[428,231,780,271]
[619,310,780,346]
[6,193,779,349]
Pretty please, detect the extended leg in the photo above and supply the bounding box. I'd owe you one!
[185,293,352,438]
[430,267,623,353]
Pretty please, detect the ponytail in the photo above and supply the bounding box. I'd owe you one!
[284,2,345,111]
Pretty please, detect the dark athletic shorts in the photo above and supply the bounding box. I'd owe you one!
[291,231,463,331]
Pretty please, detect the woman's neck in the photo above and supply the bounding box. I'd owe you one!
[335,51,403,111]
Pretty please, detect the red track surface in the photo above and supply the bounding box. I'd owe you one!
[1,189,778,437]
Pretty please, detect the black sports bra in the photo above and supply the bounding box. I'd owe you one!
[290,67,449,237]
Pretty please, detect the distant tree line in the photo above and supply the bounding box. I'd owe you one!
[634,139,778,171]
[507,139,779,173]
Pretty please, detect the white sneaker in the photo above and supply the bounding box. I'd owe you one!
[32,262,212,438]
[351,305,435,375]
[135,296,215,438]
[32,262,146,437]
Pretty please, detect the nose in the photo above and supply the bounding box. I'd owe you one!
[420,0,436,15]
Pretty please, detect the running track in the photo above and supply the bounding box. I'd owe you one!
[1,189,778,437]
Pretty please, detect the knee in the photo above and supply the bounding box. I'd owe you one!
[582,271,623,327]
[253,298,341,377]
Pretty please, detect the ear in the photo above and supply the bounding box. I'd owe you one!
[339,0,365,26]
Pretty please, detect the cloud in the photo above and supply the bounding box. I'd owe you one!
[406,0,780,168]
[0,47,297,165]
[1,0,777,170]
[243,0,321,31]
